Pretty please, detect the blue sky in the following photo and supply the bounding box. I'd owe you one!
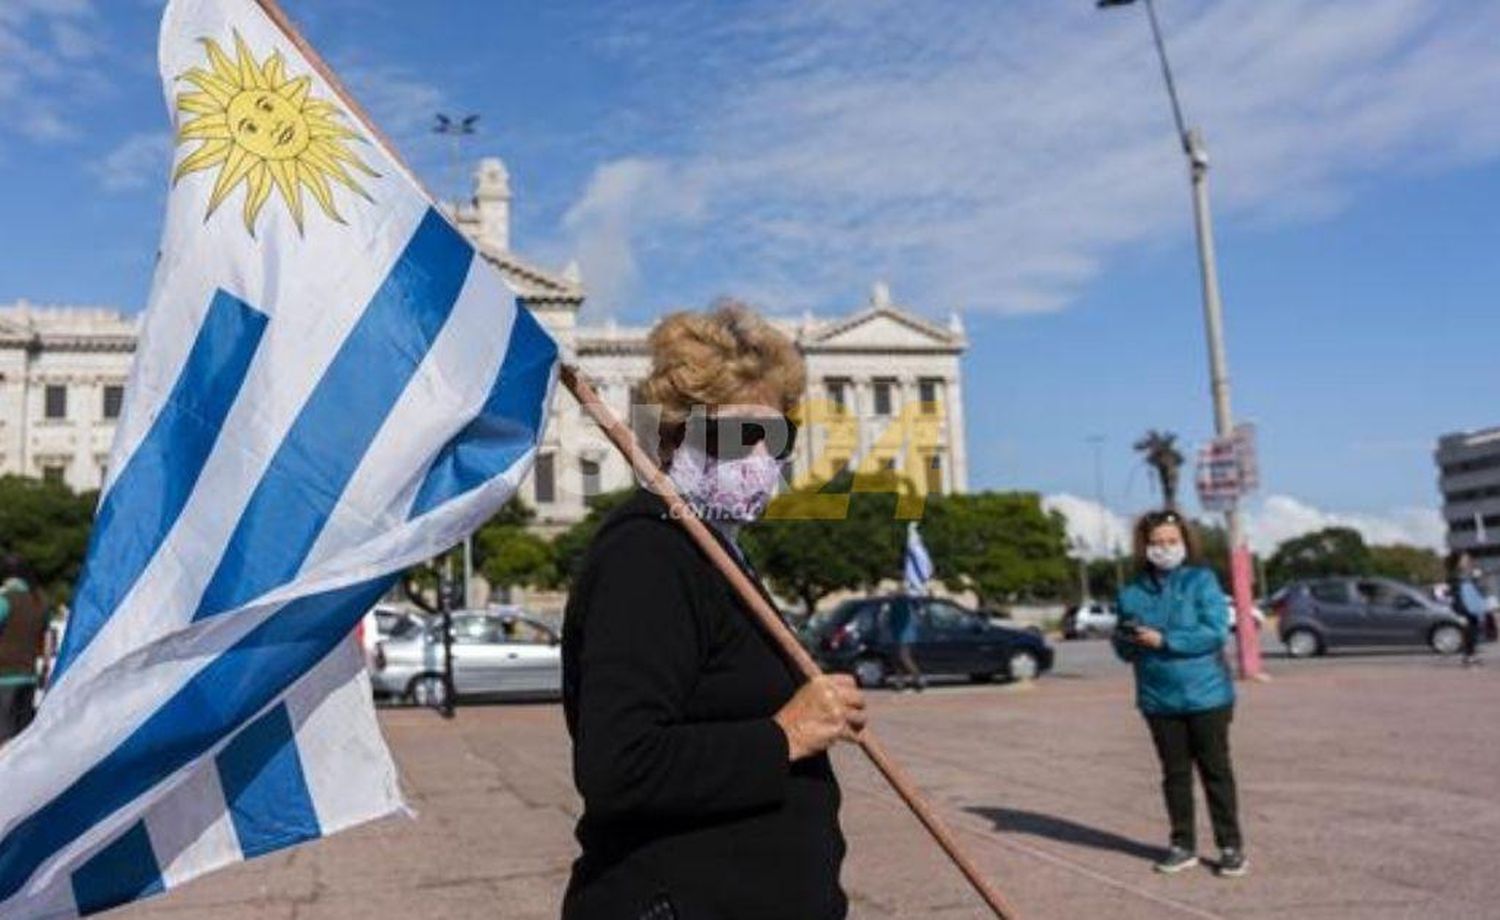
[2,0,1497,551]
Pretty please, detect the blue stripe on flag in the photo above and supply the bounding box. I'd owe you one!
[409,302,557,518]
[0,576,394,904]
[70,820,163,917]
[216,704,320,859]
[194,208,471,621]
[53,292,268,678]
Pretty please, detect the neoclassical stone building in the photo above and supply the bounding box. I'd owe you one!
[0,158,969,525]
[0,305,138,491]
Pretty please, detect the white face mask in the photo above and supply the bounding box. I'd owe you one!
[1146,543,1187,572]
[668,442,783,525]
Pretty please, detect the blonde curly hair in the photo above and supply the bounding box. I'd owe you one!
[640,300,806,423]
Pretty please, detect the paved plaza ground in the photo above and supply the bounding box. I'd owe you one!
[123,641,1500,919]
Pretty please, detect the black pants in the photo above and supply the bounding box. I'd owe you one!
[1462,617,1480,657]
[1146,706,1242,851]
[0,684,37,744]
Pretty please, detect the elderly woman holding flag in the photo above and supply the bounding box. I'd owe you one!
[561,301,864,920]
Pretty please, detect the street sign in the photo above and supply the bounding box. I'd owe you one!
[1196,439,1239,511]
[1195,423,1259,511]
[1233,423,1259,492]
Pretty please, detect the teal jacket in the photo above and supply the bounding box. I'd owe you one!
[1113,565,1235,716]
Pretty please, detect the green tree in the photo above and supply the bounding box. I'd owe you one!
[1193,520,1234,592]
[1084,556,1129,601]
[1368,544,1444,587]
[741,471,906,615]
[479,527,557,599]
[398,497,544,611]
[0,475,98,604]
[1134,430,1185,509]
[1266,526,1371,588]
[468,496,556,599]
[551,489,637,588]
[921,492,1071,607]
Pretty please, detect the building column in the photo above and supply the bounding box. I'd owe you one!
[900,376,921,487]
[854,378,871,467]
[945,374,969,492]
[798,378,817,486]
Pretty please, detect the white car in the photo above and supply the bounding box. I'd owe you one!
[370,609,561,706]
[1063,600,1118,639]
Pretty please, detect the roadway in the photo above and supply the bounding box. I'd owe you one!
[122,636,1498,919]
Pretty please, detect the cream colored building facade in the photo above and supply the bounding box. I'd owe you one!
[0,304,138,492]
[0,158,969,524]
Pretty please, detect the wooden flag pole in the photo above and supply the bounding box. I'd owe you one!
[561,368,1020,920]
[247,2,1018,915]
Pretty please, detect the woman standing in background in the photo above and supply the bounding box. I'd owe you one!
[1114,510,1246,878]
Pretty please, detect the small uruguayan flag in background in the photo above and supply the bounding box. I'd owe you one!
[0,0,558,915]
[905,522,934,596]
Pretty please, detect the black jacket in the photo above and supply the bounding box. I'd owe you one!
[561,490,847,920]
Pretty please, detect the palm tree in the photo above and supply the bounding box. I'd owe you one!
[1134,430,1185,509]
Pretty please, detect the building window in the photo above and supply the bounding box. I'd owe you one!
[918,378,941,415]
[42,464,66,486]
[1449,485,1500,503]
[533,452,556,504]
[102,384,125,420]
[825,379,849,415]
[1451,514,1500,534]
[581,458,602,499]
[1443,454,1500,476]
[879,456,897,472]
[925,454,944,493]
[44,385,67,420]
[873,379,894,416]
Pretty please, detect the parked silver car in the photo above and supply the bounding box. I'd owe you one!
[371,608,562,705]
[1273,577,1467,658]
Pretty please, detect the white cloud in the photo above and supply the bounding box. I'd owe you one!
[1043,493,1132,560]
[50,17,99,61]
[339,64,445,141]
[89,131,170,192]
[568,0,1500,316]
[334,61,456,200]
[1243,494,1446,554]
[1045,492,1446,558]
[563,158,704,312]
[0,0,104,147]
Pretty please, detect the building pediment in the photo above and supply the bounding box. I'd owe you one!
[804,306,963,353]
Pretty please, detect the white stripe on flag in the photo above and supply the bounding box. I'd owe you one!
[284,641,406,836]
[148,757,239,891]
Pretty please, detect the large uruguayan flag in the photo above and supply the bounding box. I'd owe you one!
[0,1,558,916]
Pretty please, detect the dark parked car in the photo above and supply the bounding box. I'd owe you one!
[1273,577,1467,658]
[805,596,1053,688]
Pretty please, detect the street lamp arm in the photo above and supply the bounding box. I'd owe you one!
[1142,0,1191,155]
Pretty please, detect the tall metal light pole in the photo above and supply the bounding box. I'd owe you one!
[433,114,481,608]
[1097,0,1263,678]
[433,112,479,205]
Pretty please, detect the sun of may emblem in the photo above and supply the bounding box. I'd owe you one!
[173,32,379,235]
